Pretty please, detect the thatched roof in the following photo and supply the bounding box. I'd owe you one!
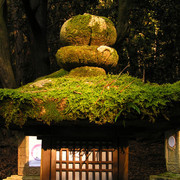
[0,69,179,132]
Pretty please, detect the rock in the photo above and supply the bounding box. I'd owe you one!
[56,45,119,71]
[29,79,52,88]
[60,13,117,46]
[69,66,106,77]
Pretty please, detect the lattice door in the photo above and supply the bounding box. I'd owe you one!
[55,148,117,180]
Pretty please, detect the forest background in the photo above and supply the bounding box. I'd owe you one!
[0,1,179,179]
[0,0,179,89]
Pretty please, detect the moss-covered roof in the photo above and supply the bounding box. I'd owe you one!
[0,69,179,128]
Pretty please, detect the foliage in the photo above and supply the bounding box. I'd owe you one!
[117,0,179,83]
[0,71,179,127]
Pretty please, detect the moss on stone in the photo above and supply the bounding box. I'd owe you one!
[55,45,119,71]
[0,72,179,127]
[60,14,117,46]
[60,14,92,45]
[90,16,117,46]
[150,172,180,180]
[69,66,106,77]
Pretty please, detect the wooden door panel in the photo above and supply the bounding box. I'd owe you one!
[54,148,117,180]
[41,143,128,180]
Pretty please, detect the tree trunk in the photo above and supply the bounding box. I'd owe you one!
[116,0,141,44]
[0,0,16,88]
[22,0,50,80]
[116,0,131,43]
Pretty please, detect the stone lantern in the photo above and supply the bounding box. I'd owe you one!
[150,129,180,180]
[17,134,41,179]
[165,130,180,173]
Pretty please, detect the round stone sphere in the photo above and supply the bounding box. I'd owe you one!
[60,13,117,46]
[56,45,119,71]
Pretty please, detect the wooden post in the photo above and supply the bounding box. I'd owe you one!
[113,149,119,179]
[40,136,56,180]
[40,148,51,180]
[118,146,129,180]
[50,149,56,180]
[40,137,51,180]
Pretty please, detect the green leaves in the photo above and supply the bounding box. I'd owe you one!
[115,109,123,123]
[127,102,141,114]
[115,102,140,125]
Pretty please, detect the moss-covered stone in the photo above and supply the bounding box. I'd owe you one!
[150,172,180,180]
[0,72,179,127]
[60,13,117,46]
[69,66,106,77]
[56,45,119,71]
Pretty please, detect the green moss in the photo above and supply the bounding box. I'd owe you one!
[0,89,36,127]
[40,100,64,125]
[60,14,92,45]
[150,172,180,179]
[0,73,179,127]
[89,16,117,45]
[69,66,106,77]
[69,14,92,29]
[161,172,180,178]
[92,16,117,45]
[102,16,115,27]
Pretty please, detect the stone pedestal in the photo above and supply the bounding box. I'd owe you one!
[18,133,40,176]
[150,130,180,180]
[165,130,180,173]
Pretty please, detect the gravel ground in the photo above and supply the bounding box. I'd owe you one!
[0,129,18,180]
[129,139,166,180]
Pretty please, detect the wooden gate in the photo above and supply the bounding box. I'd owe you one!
[55,148,115,180]
[40,146,128,180]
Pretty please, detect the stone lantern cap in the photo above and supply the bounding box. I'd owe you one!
[56,13,119,73]
[60,13,117,46]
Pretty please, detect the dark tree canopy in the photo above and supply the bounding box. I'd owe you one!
[0,0,179,87]
[22,0,50,79]
[0,0,16,88]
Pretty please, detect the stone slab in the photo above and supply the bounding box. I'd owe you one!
[3,175,40,180]
[150,172,180,180]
